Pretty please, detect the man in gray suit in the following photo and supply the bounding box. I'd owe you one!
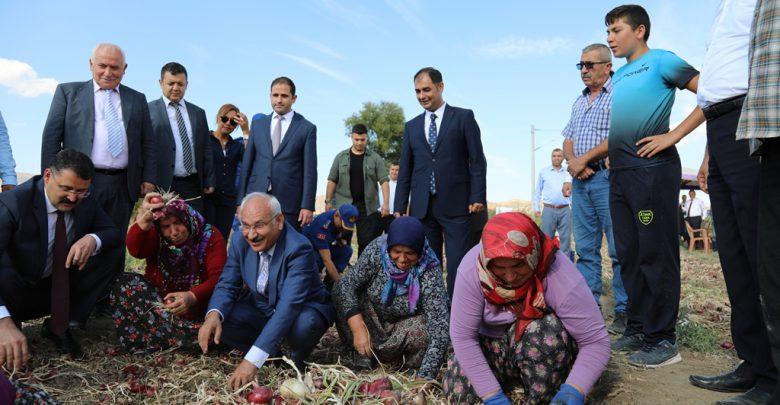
[40,43,157,230]
[148,62,214,212]
[40,43,157,291]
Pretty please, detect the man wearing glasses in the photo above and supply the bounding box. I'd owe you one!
[0,149,121,368]
[561,43,629,336]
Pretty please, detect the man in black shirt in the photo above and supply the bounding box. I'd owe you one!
[326,124,390,255]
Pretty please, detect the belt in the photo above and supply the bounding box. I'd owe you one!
[702,95,746,121]
[94,168,127,175]
[174,173,198,180]
[544,203,569,209]
[587,160,608,173]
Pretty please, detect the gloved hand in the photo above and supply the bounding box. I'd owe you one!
[484,391,512,405]
[550,383,585,405]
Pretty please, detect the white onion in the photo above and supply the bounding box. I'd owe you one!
[279,378,309,400]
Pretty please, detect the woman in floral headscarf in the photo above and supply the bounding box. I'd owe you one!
[443,212,609,405]
[332,216,450,380]
[110,192,226,353]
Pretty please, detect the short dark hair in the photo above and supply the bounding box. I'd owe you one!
[351,124,368,135]
[160,62,188,80]
[390,162,400,167]
[271,76,296,95]
[605,4,651,42]
[50,149,95,180]
[414,67,443,84]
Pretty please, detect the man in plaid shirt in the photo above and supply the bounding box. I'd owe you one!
[737,0,780,402]
[561,43,628,336]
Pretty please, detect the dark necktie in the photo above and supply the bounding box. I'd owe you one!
[687,198,694,217]
[428,113,438,194]
[171,101,195,174]
[50,211,69,336]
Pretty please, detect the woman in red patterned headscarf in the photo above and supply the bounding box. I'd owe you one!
[443,212,610,405]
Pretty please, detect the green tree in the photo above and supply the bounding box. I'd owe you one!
[344,101,405,163]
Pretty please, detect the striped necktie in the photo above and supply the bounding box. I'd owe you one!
[171,101,195,174]
[103,89,124,158]
[428,113,438,194]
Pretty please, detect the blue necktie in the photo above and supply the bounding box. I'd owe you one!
[103,89,124,158]
[428,113,438,194]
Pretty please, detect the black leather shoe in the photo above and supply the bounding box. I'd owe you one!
[689,369,756,393]
[715,386,772,405]
[41,319,86,360]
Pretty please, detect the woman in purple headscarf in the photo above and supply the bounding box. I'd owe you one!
[332,216,449,380]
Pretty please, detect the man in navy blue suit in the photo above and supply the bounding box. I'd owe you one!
[198,192,333,390]
[394,67,487,300]
[238,77,317,231]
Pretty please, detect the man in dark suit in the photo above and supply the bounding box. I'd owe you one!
[198,192,333,390]
[149,62,215,213]
[394,67,487,300]
[0,150,121,368]
[238,77,317,231]
[40,43,157,229]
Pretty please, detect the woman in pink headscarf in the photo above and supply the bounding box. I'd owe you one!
[443,212,609,405]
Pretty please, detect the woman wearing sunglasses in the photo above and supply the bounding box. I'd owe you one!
[203,104,248,239]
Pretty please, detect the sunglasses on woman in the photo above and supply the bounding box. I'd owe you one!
[220,115,238,125]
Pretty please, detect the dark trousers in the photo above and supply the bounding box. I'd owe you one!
[0,248,118,324]
[91,172,133,293]
[283,213,301,232]
[610,161,681,344]
[686,215,702,230]
[354,203,383,256]
[421,195,474,301]
[219,293,330,370]
[707,109,776,389]
[203,197,235,241]
[757,138,780,398]
[172,174,203,213]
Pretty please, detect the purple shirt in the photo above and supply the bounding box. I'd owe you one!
[450,244,610,399]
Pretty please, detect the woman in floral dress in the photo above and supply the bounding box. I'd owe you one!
[110,193,226,353]
[443,212,610,405]
[332,216,449,380]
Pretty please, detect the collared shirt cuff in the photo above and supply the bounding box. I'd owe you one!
[244,346,270,368]
[0,306,10,320]
[1,175,16,186]
[206,309,224,321]
[88,233,102,255]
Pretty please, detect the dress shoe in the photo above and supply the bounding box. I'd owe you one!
[41,319,86,360]
[689,369,756,393]
[715,386,772,405]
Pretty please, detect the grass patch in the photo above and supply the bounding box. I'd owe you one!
[676,310,720,353]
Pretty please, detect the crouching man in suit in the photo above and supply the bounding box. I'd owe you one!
[198,192,334,390]
[0,149,121,368]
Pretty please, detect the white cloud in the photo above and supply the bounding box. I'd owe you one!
[293,37,344,60]
[0,58,58,97]
[280,53,353,85]
[476,36,573,59]
[384,0,435,43]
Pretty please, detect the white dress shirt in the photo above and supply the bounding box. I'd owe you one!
[377,179,397,212]
[163,96,197,177]
[270,110,295,143]
[0,189,101,320]
[91,81,129,169]
[697,0,757,108]
[424,103,447,144]
[684,198,708,219]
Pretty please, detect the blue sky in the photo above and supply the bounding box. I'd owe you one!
[0,0,719,202]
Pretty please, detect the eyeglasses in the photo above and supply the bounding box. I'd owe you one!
[576,61,609,70]
[51,174,91,198]
[220,115,238,126]
[240,221,272,233]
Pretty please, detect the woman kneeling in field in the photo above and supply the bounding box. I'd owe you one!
[332,216,449,380]
[110,193,226,353]
[443,212,610,405]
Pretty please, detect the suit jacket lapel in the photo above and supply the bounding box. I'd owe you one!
[157,99,176,147]
[79,81,96,143]
[245,247,259,296]
[33,182,49,275]
[267,228,287,305]
[275,114,299,157]
[414,114,431,157]
[432,106,454,154]
[186,103,200,151]
[119,85,134,131]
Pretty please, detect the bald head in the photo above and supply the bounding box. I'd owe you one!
[90,43,127,89]
[239,193,284,252]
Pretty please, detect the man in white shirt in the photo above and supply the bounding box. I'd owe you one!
[198,192,333,390]
[682,190,707,231]
[689,0,775,402]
